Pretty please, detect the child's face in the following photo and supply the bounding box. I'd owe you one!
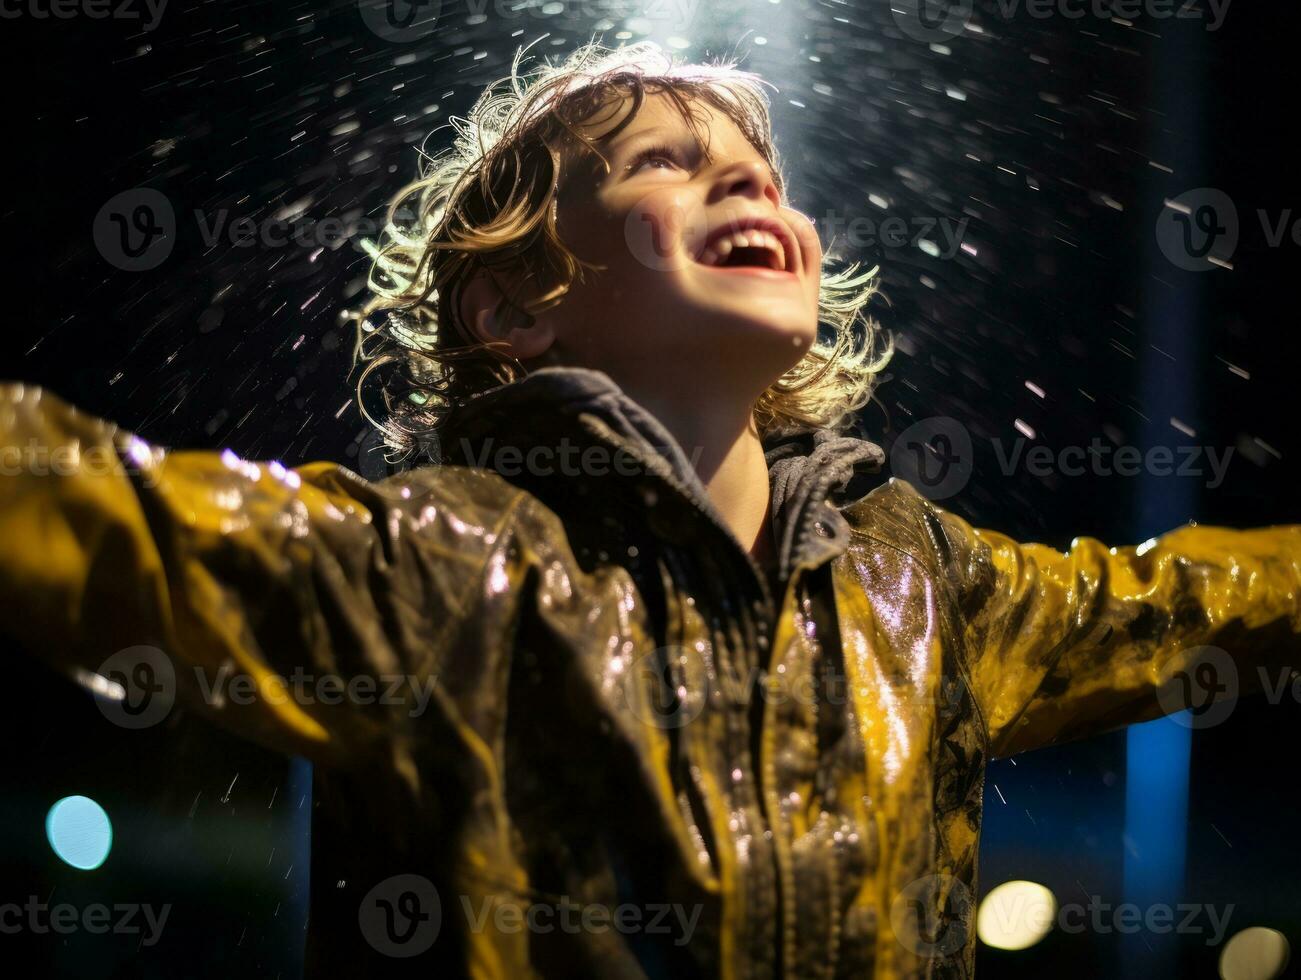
[541,91,822,404]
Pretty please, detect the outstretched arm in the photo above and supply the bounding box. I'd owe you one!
[934,499,1301,758]
[0,383,528,771]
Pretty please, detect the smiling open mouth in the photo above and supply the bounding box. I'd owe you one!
[697,219,793,272]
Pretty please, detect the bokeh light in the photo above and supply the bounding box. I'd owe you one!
[976,879,1057,952]
[45,795,113,871]
[1219,927,1291,980]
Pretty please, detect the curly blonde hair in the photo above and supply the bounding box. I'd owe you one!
[353,41,890,454]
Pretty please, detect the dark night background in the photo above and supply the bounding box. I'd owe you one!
[1,0,1298,976]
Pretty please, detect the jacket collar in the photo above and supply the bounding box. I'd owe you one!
[439,366,885,579]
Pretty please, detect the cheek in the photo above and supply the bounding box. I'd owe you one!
[790,216,824,312]
[619,186,708,274]
[780,207,823,274]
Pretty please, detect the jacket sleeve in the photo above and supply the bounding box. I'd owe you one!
[0,382,528,772]
[932,498,1301,758]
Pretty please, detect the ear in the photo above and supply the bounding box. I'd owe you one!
[457,272,555,361]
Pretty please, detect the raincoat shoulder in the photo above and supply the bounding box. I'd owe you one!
[834,476,1301,757]
[0,382,549,769]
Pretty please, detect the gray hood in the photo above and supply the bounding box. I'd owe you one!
[439,366,885,578]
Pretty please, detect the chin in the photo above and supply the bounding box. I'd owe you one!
[713,298,817,341]
[679,275,816,346]
[703,307,819,374]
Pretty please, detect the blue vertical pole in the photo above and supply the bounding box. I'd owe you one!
[288,757,313,976]
[1122,14,1207,976]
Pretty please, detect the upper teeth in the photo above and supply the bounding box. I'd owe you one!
[699,229,787,270]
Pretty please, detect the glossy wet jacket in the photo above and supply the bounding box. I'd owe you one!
[1,372,1298,978]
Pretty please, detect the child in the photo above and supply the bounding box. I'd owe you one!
[1,42,1298,979]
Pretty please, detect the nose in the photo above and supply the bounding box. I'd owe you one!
[706,159,781,210]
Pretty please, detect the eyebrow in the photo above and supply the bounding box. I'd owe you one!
[567,108,765,185]
[599,123,685,156]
